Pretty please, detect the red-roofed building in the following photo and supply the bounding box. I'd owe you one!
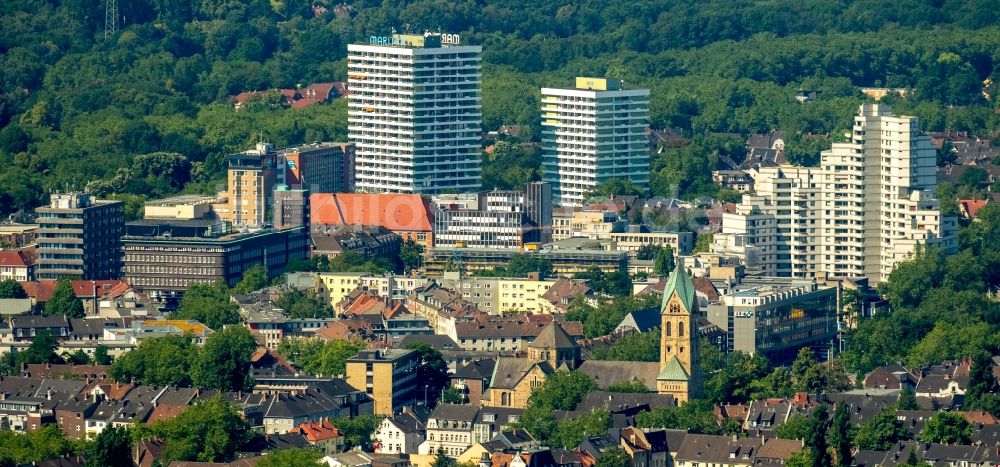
[19,279,132,316]
[234,82,339,110]
[0,250,37,281]
[958,199,989,219]
[293,419,345,454]
[311,193,434,249]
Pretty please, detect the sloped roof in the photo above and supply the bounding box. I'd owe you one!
[658,356,690,381]
[661,267,696,313]
[310,193,433,231]
[0,250,33,267]
[489,358,553,390]
[576,361,660,391]
[528,321,577,349]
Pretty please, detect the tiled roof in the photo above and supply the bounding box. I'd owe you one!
[310,193,433,231]
[528,321,577,349]
[0,250,33,267]
[658,356,690,381]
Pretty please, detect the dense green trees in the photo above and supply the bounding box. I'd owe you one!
[844,204,1000,375]
[0,279,27,299]
[1,0,998,216]
[516,371,598,442]
[405,343,451,405]
[84,425,133,467]
[277,337,366,377]
[591,331,659,362]
[330,415,380,451]
[855,409,910,451]
[566,294,659,338]
[276,289,334,319]
[153,396,251,464]
[0,425,74,466]
[192,326,258,391]
[635,399,730,434]
[110,334,197,386]
[257,448,323,467]
[172,281,241,330]
[918,412,973,444]
[45,279,85,318]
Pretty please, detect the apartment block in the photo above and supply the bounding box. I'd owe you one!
[348,33,482,194]
[714,104,957,282]
[280,142,355,193]
[541,77,650,207]
[35,193,124,280]
[224,142,278,228]
[345,349,419,416]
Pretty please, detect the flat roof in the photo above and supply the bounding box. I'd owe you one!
[144,194,220,207]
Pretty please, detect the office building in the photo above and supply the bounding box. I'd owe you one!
[347,33,482,194]
[122,219,309,302]
[345,349,419,416]
[714,104,957,283]
[280,142,355,193]
[706,278,838,365]
[541,77,650,207]
[524,182,553,243]
[434,190,524,249]
[274,186,310,230]
[225,142,278,228]
[35,193,124,280]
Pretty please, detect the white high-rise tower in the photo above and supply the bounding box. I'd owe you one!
[541,77,650,207]
[348,33,482,194]
[714,104,957,283]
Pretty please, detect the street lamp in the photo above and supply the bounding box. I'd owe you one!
[424,384,429,406]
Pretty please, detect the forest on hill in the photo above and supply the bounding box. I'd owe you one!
[1,0,999,215]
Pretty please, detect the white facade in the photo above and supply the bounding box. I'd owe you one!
[373,416,425,455]
[541,78,650,207]
[714,104,957,283]
[347,34,482,194]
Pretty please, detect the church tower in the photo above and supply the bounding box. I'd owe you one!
[528,321,580,370]
[657,267,702,402]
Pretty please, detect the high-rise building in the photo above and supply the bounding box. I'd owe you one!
[225,142,277,228]
[524,181,553,243]
[347,33,482,194]
[714,104,958,282]
[541,77,650,207]
[35,193,123,280]
[279,142,355,193]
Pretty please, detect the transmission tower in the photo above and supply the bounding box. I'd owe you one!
[104,0,119,41]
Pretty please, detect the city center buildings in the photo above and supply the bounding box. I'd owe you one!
[348,33,482,194]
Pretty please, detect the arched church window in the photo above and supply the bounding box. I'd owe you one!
[679,322,685,337]
[665,322,671,336]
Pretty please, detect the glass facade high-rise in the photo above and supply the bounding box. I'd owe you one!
[348,33,482,194]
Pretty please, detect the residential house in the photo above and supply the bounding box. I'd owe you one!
[423,404,482,457]
[374,406,429,455]
[451,358,496,406]
[0,250,36,281]
[293,419,346,454]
